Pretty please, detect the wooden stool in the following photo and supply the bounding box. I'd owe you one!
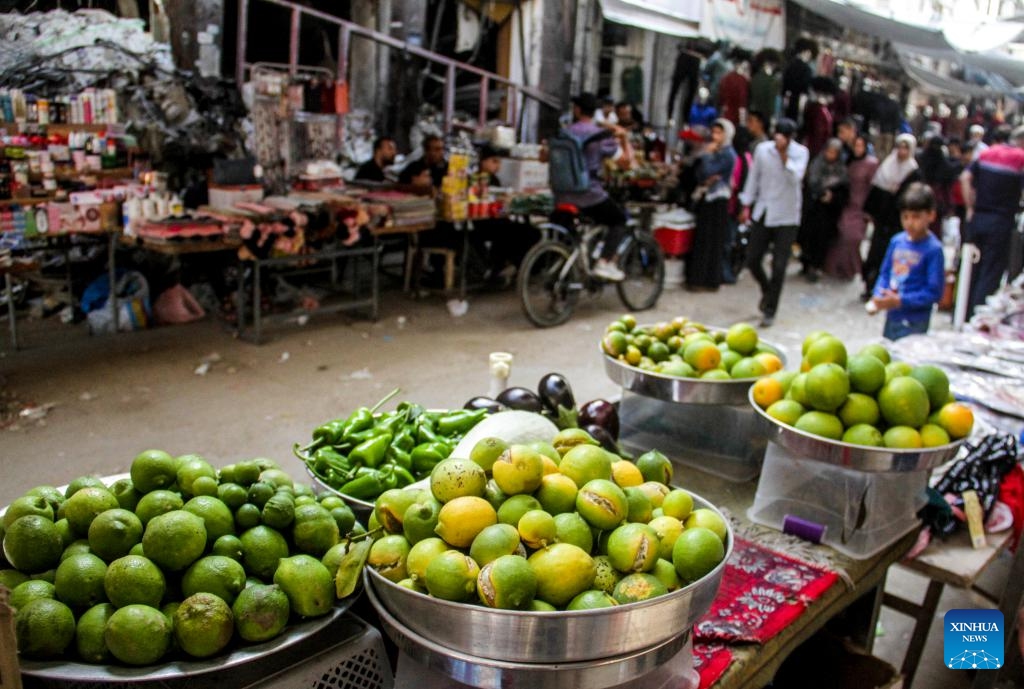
[405,246,457,293]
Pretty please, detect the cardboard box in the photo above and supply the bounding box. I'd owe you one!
[498,158,549,191]
[208,184,264,209]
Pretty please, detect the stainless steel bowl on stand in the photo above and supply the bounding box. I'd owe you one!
[604,333,788,482]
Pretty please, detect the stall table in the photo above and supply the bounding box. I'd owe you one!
[680,466,918,689]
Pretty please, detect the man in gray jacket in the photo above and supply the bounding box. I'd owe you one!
[739,118,809,326]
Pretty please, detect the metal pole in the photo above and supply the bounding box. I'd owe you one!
[5,272,17,350]
[954,243,980,331]
[288,7,301,75]
[443,63,456,133]
[236,0,250,85]
[478,75,489,129]
[338,25,350,83]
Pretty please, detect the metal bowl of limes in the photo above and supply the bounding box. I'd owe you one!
[602,327,788,406]
[365,491,731,663]
[747,387,965,472]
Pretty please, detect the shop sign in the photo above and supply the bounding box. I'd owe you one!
[699,0,785,50]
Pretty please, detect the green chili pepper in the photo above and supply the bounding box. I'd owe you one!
[339,470,386,500]
[342,428,379,447]
[377,412,406,436]
[436,409,488,437]
[380,466,400,491]
[311,419,347,448]
[411,441,450,475]
[397,401,425,422]
[312,447,350,475]
[387,445,413,471]
[349,433,392,468]
[415,418,442,445]
[392,465,415,487]
[393,427,416,453]
[342,408,375,441]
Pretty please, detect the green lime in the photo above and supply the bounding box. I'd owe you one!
[134,489,184,526]
[54,552,108,608]
[240,525,289,581]
[4,515,63,573]
[9,579,56,611]
[88,508,144,562]
[75,602,116,663]
[182,556,246,605]
[130,449,179,494]
[64,487,119,537]
[104,555,166,608]
[14,598,75,658]
[174,593,235,658]
[104,604,172,665]
[273,554,335,617]
[232,583,290,642]
[142,510,207,572]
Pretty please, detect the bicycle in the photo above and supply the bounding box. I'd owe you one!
[517,205,665,327]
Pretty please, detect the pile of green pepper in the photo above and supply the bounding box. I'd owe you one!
[296,397,487,502]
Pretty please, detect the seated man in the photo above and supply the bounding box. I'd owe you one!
[470,144,539,284]
[399,134,449,189]
[354,136,397,183]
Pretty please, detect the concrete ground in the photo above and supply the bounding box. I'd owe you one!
[0,263,1018,688]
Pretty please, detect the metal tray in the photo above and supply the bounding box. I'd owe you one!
[365,492,731,663]
[5,473,358,681]
[747,387,965,472]
[18,601,353,682]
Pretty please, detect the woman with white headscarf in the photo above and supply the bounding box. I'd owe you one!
[687,118,737,291]
[861,132,920,299]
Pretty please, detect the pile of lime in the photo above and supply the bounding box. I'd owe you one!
[601,315,783,380]
[1,451,366,665]
[753,332,973,448]
[365,429,729,610]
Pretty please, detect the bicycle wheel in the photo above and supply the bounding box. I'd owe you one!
[518,240,581,327]
[617,233,665,311]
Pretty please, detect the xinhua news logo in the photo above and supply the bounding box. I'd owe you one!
[944,609,1004,670]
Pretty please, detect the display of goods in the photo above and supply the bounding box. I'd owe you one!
[0,451,367,666]
[601,315,784,380]
[295,389,487,506]
[361,423,730,612]
[464,372,621,451]
[751,332,974,449]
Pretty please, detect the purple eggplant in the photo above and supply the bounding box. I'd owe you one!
[579,399,620,440]
[464,396,506,414]
[537,373,576,414]
[584,424,619,454]
[496,387,544,413]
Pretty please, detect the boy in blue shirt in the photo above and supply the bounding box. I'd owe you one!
[868,183,945,340]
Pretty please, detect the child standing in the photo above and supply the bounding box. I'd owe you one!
[868,183,945,340]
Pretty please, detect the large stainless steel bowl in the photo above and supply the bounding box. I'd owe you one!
[602,331,788,406]
[365,492,731,663]
[748,387,964,472]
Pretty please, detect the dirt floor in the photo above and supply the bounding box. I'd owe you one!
[0,263,1014,688]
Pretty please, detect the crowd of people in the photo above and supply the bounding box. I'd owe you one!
[664,104,1024,335]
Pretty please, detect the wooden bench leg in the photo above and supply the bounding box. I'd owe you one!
[883,579,945,689]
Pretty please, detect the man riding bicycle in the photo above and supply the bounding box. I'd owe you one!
[553,92,635,282]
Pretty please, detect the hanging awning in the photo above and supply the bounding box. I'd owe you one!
[897,54,1004,98]
[789,0,1024,87]
[599,0,702,38]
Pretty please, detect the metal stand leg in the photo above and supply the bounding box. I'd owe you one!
[5,272,17,350]
[108,233,119,332]
[236,261,247,337]
[460,222,469,302]
[253,259,263,344]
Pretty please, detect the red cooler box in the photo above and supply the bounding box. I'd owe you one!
[652,209,695,256]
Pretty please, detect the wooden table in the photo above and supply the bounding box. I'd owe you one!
[679,467,919,689]
[883,527,1022,689]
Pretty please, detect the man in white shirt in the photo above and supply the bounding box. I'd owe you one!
[969,124,988,161]
[739,118,809,326]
